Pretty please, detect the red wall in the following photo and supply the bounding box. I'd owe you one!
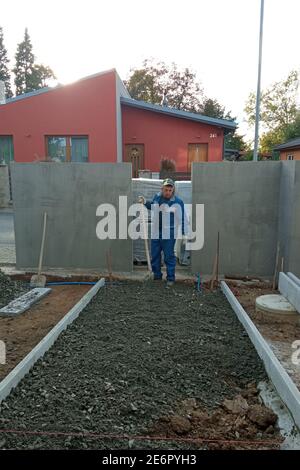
[0,71,117,162]
[122,105,224,172]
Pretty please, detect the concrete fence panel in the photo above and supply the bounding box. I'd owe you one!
[191,161,282,277]
[277,162,300,278]
[11,162,133,272]
[0,165,10,208]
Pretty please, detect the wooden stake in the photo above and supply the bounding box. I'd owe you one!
[210,254,217,291]
[272,241,280,290]
[281,256,284,274]
[210,232,220,291]
[106,248,113,282]
[216,231,220,284]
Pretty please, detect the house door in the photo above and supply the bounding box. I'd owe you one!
[187,143,208,171]
[125,144,144,177]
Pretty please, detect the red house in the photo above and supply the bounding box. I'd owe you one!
[0,69,236,176]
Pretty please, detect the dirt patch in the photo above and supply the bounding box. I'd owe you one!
[0,285,90,381]
[9,273,100,283]
[229,281,300,394]
[0,281,279,450]
[151,383,282,450]
[231,284,300,342]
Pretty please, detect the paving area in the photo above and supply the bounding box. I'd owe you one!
[0,281,282,450]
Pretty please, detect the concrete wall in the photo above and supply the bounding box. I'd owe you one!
[278,162,300,277]
[191,161,282,277]
[290,164,300,276]
[11,163,133,272]
[278,161,300,276]
[277,162,295,273]
[10,161,300,277]
[0,165,10,207]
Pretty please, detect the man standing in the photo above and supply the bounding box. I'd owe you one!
[139,178,187,286]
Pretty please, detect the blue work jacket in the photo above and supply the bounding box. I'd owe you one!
[145,192,186,239]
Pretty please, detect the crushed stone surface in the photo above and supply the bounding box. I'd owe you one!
[0,281,269,449]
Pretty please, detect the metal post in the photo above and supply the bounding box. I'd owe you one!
[253,0,265,162]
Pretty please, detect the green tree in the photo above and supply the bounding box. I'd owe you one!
[263,111,300,155]
[201,97,233,120]
[14,28,55,95]
[225,132,248,151]
[124,60,166,104]
[201,97,247,151]
[125,59,203,112]
[245,70,299,153]
[245,70,298,130]
[125,59,242,119]
[126,59,245,151]
[13,28,35,95]
[164,64,203,112]
[31,64,56,89]
[0,26,12,98]
[283,111,300,141]
[259,129,285,154]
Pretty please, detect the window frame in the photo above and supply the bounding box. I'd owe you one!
[45,135,89,162]
[0,135,14,164]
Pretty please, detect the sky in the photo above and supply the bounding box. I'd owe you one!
[1,0,300,139]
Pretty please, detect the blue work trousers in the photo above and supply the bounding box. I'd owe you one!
[151,238,176,282]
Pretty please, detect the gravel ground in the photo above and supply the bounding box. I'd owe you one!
[0,269,27,309]
[0,281,268,449]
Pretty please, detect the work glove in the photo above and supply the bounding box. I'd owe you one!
[138,195,146,204]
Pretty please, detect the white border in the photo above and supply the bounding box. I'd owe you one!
[287,272,300,289]
[221,281,300,429]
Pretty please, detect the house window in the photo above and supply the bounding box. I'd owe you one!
[287,154,294,160]
[0,136,14,164]
[46,136,88,162]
